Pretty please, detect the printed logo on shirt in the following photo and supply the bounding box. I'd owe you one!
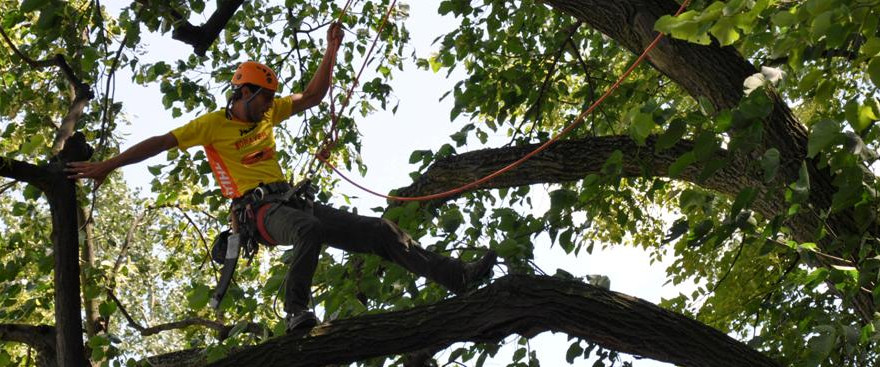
[234,131,269,150]
[205,145,240,198]
[241,147,275,165]
[239,125,257,136]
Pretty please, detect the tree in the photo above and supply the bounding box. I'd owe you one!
[0,0,878,366]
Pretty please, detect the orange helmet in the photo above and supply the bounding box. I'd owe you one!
[231,61,279,92]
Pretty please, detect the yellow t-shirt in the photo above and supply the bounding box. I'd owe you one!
[171,96,295,198]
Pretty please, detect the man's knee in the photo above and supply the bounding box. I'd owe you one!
[374,218,416,248]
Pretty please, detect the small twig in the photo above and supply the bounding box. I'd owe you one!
[171,204,219,278]
[0,28,55,69]
[295,20,335,34]
[513,22,582,145]
[107,289,146,332]
[0,180,18,196]
[710,239,746,292]
[108,289,265,339]
[110,208,149,284]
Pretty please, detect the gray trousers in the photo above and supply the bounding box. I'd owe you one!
[261,201,467,313]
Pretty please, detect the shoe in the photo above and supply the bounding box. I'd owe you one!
[455,250,497,295]
[285,310,318,335]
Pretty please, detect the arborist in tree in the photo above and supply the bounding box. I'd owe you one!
[66,22,496,334]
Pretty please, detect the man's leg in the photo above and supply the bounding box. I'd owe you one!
[311,204,495,294]
[261,202,323,330]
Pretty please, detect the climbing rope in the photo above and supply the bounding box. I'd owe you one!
[313,0,691,202]
[307,0,398,175]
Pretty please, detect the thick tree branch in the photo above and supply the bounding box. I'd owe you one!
[0,324,57,367]
[394,135,772,215]
[138,0,246,56]
[0,324,56,354]
[0,28,94,154]
[0,158,53,192]
[204,275,777,367]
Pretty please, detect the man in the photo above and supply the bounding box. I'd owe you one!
[67,23,496,333]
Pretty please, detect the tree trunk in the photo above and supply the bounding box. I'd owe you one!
[205,275,778,367]
[1,133,93,366]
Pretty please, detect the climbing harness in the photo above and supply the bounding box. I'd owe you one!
[312,0,692,202]
[209,181,318,308]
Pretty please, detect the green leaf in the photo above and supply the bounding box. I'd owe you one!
[439,209,464,232]
[710,18,739,46]
[760,148,780,183]
[428,55,442,73]
[512,347,526,362]
[35,8,59,30]
[844,101,875,133]
[601,150,624,176]
[805,327,836,367]
[692,131,718,160]
[731,187,757,214]
[549,189,578,210]
[807,119,841,157]
[148,165,164,176]
[408,149,432,164]
[81,47,99,73]
[867,57,880,87]
[862,37,880,58]
[771,10,798,27]
[205,344,229,363]
[791,161,811,200]
[566,342,584,364]
[698,96,716,116]
[810,11,833,41]
[87,334,110,348]
[655,119,687,151]
[20,135,45,155]
[628,109,655,146]
[679,189,706,211]
[20,0,50,13]
[669,152,696,177]
[22,184,41,200]
[99,300,117,318]
[186,284,211,310]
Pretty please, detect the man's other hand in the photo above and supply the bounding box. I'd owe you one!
[65,161,113,189]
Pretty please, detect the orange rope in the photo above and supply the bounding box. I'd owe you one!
[318,0,691,201]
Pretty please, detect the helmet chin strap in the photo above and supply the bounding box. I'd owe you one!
[242,87,265,122]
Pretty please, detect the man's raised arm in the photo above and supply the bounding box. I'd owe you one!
[66,133,178,188]
[289,23,344,115]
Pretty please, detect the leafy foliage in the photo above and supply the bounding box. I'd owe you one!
[1,0,879,366]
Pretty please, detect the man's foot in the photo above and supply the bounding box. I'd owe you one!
[285,310,319,336]
[454,250,497,295]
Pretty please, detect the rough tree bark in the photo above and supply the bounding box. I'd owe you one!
[0,133,93,366]
[199,275,777,367]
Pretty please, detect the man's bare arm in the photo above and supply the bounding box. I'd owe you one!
[66,133,178,188]
[290,23,344,115]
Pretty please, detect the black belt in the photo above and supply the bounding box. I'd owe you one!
[232,181,294,210]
